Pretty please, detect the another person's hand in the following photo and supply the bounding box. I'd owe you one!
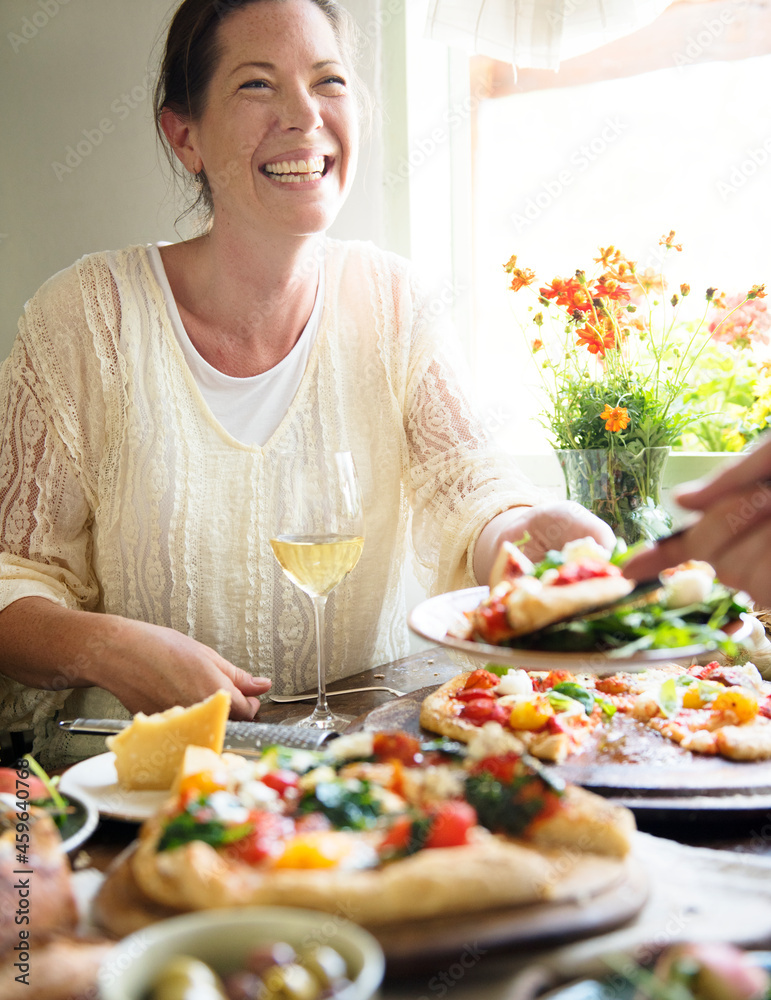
[622,435,771,607]
[474,501,617,584]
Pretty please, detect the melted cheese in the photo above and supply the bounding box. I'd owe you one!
[106,690,230,790]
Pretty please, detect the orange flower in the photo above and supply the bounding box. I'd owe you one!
[540,277,592,313]
[576,325,615,356]
[659,230,683,252]
[509,268,537,292]
[503,255,519,273]
[600,404,630,432]
[531,338,544,353]
[593,275,630,302]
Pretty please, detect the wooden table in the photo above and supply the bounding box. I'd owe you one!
[75,647,771,872]
[64,648,771,999]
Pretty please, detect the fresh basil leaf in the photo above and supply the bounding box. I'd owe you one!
[158,808,251,852]
[658,678,679,718]
[299,779,381,831]
[674,675,696,686]
[484,663,511,677]
[418,738,466,759]
[547,691,579,713]
[553,682,595,715]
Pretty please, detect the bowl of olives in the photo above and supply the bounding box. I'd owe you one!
[98,906,385,1000]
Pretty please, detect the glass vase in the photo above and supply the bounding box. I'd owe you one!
[556,446,673,545]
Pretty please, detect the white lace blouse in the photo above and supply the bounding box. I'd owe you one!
[0,239,539,764]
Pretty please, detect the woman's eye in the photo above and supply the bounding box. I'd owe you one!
[319,76,347,91]
[240,79,270,90]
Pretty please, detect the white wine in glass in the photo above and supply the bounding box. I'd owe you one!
[269,451,364,729]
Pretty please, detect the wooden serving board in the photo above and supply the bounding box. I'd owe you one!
[352,687,771,804]
[93,845,647,976]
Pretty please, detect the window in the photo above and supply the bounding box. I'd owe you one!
[403,2,771,455]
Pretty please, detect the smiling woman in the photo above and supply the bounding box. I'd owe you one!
[0,0,616,768]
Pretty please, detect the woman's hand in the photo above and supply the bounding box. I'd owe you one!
[473,502,617,584]
[622,435,771,607]
[88,616,272,719]
[0,598,271,720]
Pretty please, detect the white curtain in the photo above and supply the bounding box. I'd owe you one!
[425,0,674,70]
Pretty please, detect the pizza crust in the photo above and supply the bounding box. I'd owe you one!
[503,575,635,637]
[131,819,560,925]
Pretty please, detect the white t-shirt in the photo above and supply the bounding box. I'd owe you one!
[146,243,323,446]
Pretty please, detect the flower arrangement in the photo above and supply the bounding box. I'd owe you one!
[504,232,766,541]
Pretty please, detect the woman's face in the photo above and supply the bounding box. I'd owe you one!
[185,0,358,239]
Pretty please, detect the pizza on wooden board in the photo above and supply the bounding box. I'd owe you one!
[130,729,635,926]
[419,661,771,764]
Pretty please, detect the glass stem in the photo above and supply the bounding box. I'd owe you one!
[312,594,330,717]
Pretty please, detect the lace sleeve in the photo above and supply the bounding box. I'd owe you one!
[404,279,544,596]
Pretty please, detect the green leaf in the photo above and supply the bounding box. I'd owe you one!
[552,682,595,715]
[658,678,679,718]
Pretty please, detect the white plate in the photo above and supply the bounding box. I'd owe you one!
[408,585,753,676]
[58,752,169,822]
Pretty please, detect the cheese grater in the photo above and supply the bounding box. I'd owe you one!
[58,718,340,757]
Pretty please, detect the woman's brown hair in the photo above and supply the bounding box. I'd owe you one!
[154,0,368,226]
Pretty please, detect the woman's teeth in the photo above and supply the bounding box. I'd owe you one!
[264,156,326,182]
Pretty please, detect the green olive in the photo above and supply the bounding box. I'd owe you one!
[148,955,227,1000]
[262,962,320,1000]
[298,945,348,988]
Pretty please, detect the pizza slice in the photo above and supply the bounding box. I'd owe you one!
[458,538,747,656]
[130,728,635,925]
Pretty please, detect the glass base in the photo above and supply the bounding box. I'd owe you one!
[282,707,353,732]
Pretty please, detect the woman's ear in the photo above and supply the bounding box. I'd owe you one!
[160,107,203,175]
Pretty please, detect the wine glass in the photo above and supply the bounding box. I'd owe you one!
[269,450,364,730]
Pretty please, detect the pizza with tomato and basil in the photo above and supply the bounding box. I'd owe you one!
[456,537,747,657]
[419,661,771,764]
[130,728,635,925]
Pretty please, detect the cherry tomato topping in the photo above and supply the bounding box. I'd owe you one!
[456,686,500,702]
[373,732,423,766]
[462,669,500,690]
[379,814,413,854]
[226,812,294,866]
[468,752,521,784]
[475,605,512,644]
[552,559,619,586]
[424,801,477,849]
[261,769,300,798]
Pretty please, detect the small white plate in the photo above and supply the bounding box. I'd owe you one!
[59,752,168,822]
[408,585,753,676]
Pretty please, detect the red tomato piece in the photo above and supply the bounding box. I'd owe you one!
[546,715,569,735]
[475,604,512,644]
[379,814,413,854]
[0,768,48,800]
[459,698,509,726]
[552,559,620,586]
[227,812,294,866]
[462,669,500,690]
[373,732,423,766]
[455,686,500,702]
[424,801,477,849]
[260,769,300,798]
[468,752,521,784]
[759,697,771,720]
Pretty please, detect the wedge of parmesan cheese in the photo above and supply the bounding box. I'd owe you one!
[106,689,230,790]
